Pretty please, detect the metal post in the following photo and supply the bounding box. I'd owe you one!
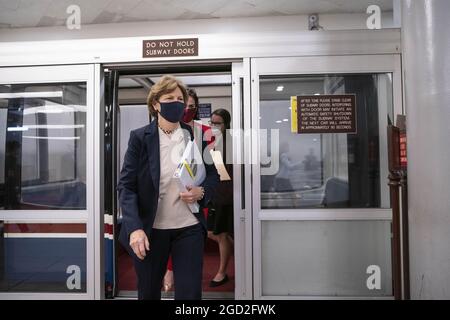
[400,171,410,299]
[388,171,402,300]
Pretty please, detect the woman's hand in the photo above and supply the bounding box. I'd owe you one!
[129,229,150,260]
[180,186,204,204]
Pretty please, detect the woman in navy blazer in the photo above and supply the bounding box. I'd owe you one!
[117,75,219,300]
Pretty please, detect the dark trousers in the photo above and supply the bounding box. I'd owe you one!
[133,223,205,300]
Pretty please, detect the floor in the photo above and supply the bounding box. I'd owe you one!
[117,238,235,297]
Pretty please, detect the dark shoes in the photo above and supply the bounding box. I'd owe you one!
[209,274,229,287]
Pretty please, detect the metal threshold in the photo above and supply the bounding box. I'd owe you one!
[115,290,234,300]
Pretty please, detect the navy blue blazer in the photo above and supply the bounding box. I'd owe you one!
[117,120,220,251]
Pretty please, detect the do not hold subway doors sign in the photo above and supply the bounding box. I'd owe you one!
[293,94,357,134]
[143,38,199,58]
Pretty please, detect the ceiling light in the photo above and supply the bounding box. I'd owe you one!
[24,124,85,129]
[0,91,63,99]
[314,93,321,96]
[276,120,282,123]
[7,126,29,132]
[23,102,86,115]
[8,125,85,131]
[22,136,80,140]
[276,86,284,92]
[283,119,289,122]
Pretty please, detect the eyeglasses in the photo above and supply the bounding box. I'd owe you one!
[208,120,224,126]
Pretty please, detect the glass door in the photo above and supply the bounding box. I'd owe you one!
[250,55,403,299]
[0,65,97,299]
[231,59,253,299]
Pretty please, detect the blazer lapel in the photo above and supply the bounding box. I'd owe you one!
[144,120,160,193]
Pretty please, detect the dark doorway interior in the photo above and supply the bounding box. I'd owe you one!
[104,63,235,299]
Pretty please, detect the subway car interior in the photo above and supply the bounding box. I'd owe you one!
[0,61,395,298]
[104,63,234,299]
[0,80,88,292]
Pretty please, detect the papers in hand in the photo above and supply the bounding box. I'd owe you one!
[173,139,206,213]
[209,150,231,181]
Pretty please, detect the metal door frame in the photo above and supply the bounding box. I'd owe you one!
[0,64,103,300]
[250,54,403,299]
[231,59,253,299]
[105,60,250,300]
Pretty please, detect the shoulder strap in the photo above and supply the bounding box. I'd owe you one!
[180,122,194,141]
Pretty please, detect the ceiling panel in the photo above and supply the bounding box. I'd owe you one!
[0,0,394,29]
[170,0,229,15]
[0,0,20,10]
[271,0,341,14]
[104,0,142,15]
[211,0,280,18]
[43,0,112,25]
[0,0,52,27]
[331,0,393,12]
[122,0,187,21]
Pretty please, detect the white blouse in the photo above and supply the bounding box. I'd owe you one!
[152,126,199,229]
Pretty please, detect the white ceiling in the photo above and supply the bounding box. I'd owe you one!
[0,0,393,29]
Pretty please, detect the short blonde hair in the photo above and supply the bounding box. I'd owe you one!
[146,75,188,117]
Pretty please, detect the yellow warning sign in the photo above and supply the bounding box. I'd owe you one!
[290,96,298,133]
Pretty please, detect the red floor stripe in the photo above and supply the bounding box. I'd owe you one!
[118,239,235,293]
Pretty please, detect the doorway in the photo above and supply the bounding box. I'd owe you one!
[103,62,245,299]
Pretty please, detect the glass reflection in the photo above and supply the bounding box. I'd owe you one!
[260,74,393,209]
[0,83,86,210]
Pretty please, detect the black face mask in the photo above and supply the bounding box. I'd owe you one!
[158,101,185,123]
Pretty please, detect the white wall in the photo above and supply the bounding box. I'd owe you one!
[0,13,401,67]
[198,97,231,118]
[196,86,232,123]
[0,13,395,42]
[402,0,450,299]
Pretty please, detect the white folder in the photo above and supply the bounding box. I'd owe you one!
[209,149,231,181]
[173,140,206,213]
